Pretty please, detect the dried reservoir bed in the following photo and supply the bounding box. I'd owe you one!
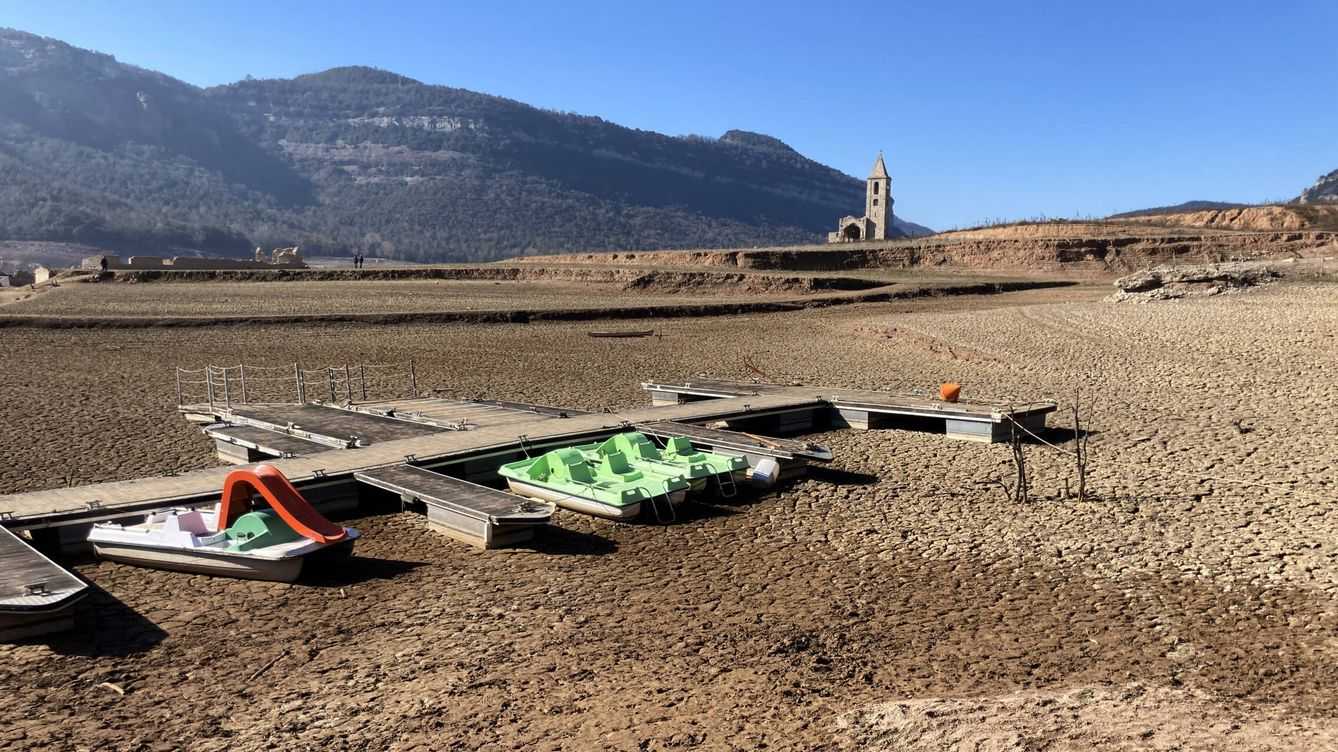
[1,283,1336,751]
[0,274,1063,328]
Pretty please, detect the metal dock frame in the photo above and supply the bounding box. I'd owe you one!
[356,465,553,549]
[641,379,1057,444]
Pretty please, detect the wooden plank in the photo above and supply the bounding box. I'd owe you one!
[354,399,571,428]
[205,424,333,457]
[230,404,444,444]
[355,465,551,522]
[0,525,87,613]
[640,379,785,398]
[465,399,591,417]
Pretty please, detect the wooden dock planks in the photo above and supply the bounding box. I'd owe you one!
[351,399,569,430]
[205,424,333,458]
[642,378,1056,442]
[1,376,1058,530]
[1,392,825,528]
[356,465,550,521]
[356,465,553,550]
[229,404,444,444]
[0,525,88,639]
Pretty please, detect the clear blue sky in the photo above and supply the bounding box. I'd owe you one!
[8,1,1337,230]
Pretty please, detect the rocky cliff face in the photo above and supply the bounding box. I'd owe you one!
[0,29,929,261]
[1297,169,1338,204]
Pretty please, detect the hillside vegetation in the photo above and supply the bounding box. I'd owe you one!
[0,29,927,262]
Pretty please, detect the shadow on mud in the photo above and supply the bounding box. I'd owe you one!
[807,466,881,486]
[1037,426,1100,444]
[522,526,618,556]
[303,555,427,587]
[40,583,167,658]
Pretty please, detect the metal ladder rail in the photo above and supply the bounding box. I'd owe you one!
[715,469,739,500]
[648,486,677,525]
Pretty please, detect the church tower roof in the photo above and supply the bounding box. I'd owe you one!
[869,151,889,180]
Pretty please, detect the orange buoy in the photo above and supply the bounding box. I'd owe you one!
[939,382,961,403]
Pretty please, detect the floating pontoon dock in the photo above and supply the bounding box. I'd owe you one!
[0,525,88,640]
[355,465,553,549]
[204,424,333,463]
[642,379,1056,443]
[0,391,830,534]
[0,377,1054,537]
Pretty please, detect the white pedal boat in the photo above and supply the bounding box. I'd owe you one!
[87,464,358,583]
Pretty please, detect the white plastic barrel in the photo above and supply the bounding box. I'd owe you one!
[749,458,781,488]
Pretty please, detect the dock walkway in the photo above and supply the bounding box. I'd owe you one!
[1,377,1056,531]
[1,392,825,529]
[642,379,1056,442]
[0,524,88,639]
[355,465,553,549]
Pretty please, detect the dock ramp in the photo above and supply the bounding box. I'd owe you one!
[355,466,554,549]
[204,423,334,463]
[0,525,88,640]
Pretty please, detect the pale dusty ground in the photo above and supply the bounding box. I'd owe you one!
[0,282,1336,751]
[0,279,753,317]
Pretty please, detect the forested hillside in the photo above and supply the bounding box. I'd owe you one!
[0,29,927,261]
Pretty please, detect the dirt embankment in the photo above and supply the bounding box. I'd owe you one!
[519,228,1337,274]
[1111,204,1338,232]
[739,232,1336,273]
[103,265,883,294]
[0,279,1073,330]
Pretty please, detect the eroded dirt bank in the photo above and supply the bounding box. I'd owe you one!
[0,279,1069,329]
[99,266,886,293]
[522,228,1337,273]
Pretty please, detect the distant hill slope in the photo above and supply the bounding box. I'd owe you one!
[1297,169,1338,203]
[0,29,929,262]
[1108,201,1247,219]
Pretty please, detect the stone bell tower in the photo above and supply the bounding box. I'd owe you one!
[865,151,893,240]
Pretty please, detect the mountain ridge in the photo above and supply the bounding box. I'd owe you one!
[1297,169,1338,204]
[0,28,930,262]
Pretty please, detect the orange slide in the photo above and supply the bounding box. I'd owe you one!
[217,464,349,544]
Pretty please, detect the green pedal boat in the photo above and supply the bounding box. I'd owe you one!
[498,446,689,520]
[576,432,747,496]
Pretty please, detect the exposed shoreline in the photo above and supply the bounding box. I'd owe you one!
[0,279,1074,329]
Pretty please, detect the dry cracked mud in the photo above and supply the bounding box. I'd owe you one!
[1,282,1335,750]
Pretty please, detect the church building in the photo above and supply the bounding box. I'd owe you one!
[827,152,894,243]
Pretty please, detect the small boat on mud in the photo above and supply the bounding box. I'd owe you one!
[575,432,747,496]
[87,465,358,582]
[497,447,688,520]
